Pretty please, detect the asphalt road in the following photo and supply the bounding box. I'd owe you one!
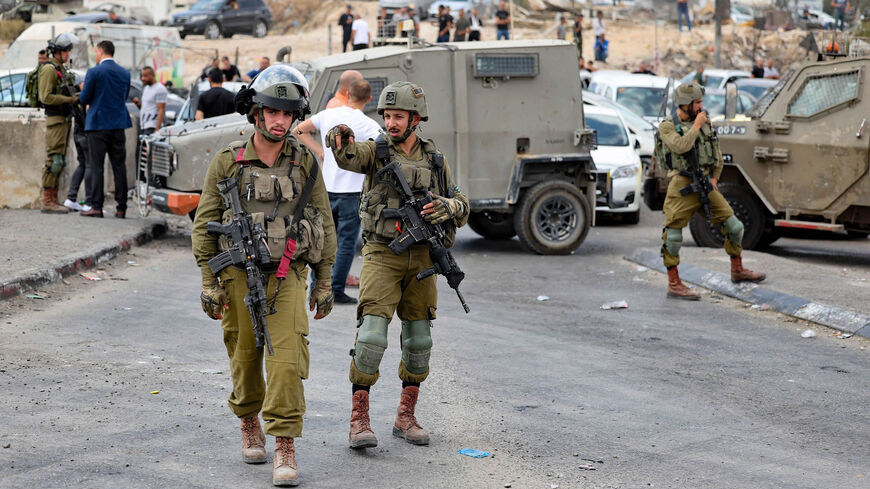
[1,209,868,489]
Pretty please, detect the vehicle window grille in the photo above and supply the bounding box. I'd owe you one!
[473,53,539,78]
[364,77,388,113]
[788,70,860,117]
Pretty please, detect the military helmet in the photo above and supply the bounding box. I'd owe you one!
[675,82,705,106]
[245,64,310,122]
[48,32,78,54]
[377,81,428,121]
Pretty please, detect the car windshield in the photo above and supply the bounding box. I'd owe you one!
[704,75,723,88]
[737,84,770,99]
[702,94,726,118]
[586,113,629,146]
[0,73,26,106]
[191,0,224,11]
[615,87,665,118]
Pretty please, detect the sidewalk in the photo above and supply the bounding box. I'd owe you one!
[0,209,166,299]
[626,247,870,339]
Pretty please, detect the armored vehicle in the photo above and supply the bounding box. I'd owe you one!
[644,56,870,248]
[139,39,598,254]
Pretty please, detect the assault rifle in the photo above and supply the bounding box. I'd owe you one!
[678,114,715,221]
[206,177,275,355]
[375,162,470,313]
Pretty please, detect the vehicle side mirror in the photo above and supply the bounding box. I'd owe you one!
[634,138,641,150]
[724,82,738,120]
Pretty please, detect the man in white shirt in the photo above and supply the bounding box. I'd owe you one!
[351,16,371,51]
[468,8,483,41]
[763,59,780,80]
[137,66,167,135]
[592,10,605,37]
[296,79,382,304]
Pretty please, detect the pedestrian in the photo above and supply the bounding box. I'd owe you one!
[107,9,123,23]
[763,59,780,80]
[658,82,766,300]
[79,40,131,219]
[587,59,597,71]
[351,15,371,50]
[200,57,219,81]
[556,15,567,40]
[495,1,510,40]
[37,33,79,214]
[37,49,48,64]
[751,57,764,78]
[454,8,471,41]
[693,64,705,85]
[244,57,270,82]
[676,0,691,32]
[64,73,92,213]
[326,69,362,109]
[220,56,241,81]
[295,79,382,305]
[393,6,409,36]
[437,5,453,42]
[196,68,235,120]
[632,61,656,75]
[592,10,605,38]
[594,34,609,62]
[574,13,584,56]
[137,67,167,135]
[578,57,591,88]
[468,8,483,41]
[327,81,470,450]
[192,64,337,487]
[377,7,396,37]
[832,0,848,30]
[339,6,354,52]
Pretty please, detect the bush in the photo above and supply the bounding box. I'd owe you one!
[0,20,27,42]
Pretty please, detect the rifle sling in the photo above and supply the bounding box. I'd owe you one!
[287,158,319,242]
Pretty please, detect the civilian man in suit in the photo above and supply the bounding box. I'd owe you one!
[79,40,132,218]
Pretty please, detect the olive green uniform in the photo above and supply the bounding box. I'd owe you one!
[659,117,742,268]
[332,136,469,386]
[192,135,337,438]
[38,59,74,189]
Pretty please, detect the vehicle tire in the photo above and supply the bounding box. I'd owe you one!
[846,229,870,239]
[189,207,197,222]
[514,181,591,255]
[468,211,516,240]
[179,32,186,39]
[756,229,782,248]
[621,210,640,225]
[204,21,221,40]
[253,20,267,38]
[222,31,233,38]
[688,182,767,250]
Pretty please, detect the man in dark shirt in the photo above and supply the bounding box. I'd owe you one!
[437,6,453,42]
[751,58,764,78]
[339,5,354,52]
[495,1,510,40]
[220,56,241,81]
[195,68,235,120]
[574,13,583,57]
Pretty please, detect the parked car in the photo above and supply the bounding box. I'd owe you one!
[91,2,155,24]
[733,77,777,101]
[584,104,642,224]
[63,11,140,23]
[582,89,653,171]
[730,4,755,25]
[588,70,670,124]
[168,0,272,39]
[127,79,186,126]
[0,68,29,107]
[680,69,750,90]
[1,2,72,22]
[703,88,757,119]
[794,7,835,29]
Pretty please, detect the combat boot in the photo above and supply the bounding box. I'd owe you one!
[392,386,429,445]
[41,189,69,214]
[273,437,299,487]
[731,256,766,283]
[349,390,378,448]
[240,416,266,464]
[667,267,700,301]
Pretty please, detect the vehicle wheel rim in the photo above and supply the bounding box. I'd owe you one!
[206,24,218,38]
[256,22,266,36]
[708,197,750,242]
[535,196,577,242]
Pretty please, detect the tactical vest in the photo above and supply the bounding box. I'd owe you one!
[42,60,73,118]
[218,140,325,265]
[360,136,456,248]
[658,117,718,173]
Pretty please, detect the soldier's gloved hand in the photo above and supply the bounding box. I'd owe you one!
[325,125,354,151]
[309,280,334,320]
[422,193,465,225]
[200,283,229,320]
[70,93,79,105]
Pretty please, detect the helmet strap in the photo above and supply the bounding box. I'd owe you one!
[387,118,418,144]
[255,107,287,143]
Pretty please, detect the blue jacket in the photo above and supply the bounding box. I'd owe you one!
[79,59,132,131]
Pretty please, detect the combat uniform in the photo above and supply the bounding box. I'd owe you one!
[330,81,469,448]
[660,82,765,300]
[38,56,76,213]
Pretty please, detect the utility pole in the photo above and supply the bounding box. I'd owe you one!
[714,0,724,68]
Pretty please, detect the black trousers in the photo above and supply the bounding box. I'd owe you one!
[342,31,352,52]
[86,129,127,211]
[67,123,89,203]
[469,31,481,41]
[353,43,368,51]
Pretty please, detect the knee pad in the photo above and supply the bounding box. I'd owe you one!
[663,227,683,257]
[400,320,432,374]
[50,154,66,176]
[723,215,744,245]
[353,315,389,375]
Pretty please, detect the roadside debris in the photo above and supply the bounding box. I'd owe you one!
[836,333,854,339]
[127,261,140,266]
[25,293,45,300]
[458,448,491,458]
[200,369,223,374]
[79,272,102,281]
[801,329,816,338]
[634,266,648,272]
[537,295,550,302]
[578,463,597,470]
[600,300,629,310]
[150,390,160,394]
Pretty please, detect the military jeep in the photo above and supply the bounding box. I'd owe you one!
[644,56,870,248]
[139,39,597,254]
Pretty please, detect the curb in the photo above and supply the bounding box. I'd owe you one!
[625,248,870,340]
[0,217,168,300]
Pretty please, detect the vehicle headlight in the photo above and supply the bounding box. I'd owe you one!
[611,164,639,179]
[190,14,208,21]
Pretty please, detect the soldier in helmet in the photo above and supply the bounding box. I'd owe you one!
[38,32,80,214]
[327,81,469,449]
[659,82,766,300]
[191,65,337,487]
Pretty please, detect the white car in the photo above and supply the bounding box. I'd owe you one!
[427,0,478,19]
[584,104,643,224]
[679,69,750,90]
[583,89,654,166]
[588,70,670,125]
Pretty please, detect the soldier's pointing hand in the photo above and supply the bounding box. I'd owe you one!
[326,125,355,151]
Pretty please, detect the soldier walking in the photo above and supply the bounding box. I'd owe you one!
[658,82,765,300]
[38,33,80,214]
[327,82,469,448]
[192,65,337,487]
